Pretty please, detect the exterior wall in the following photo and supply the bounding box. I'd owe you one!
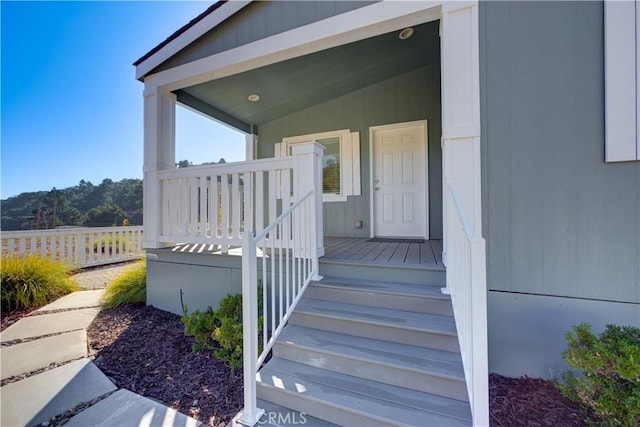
[480,1,640,378]
[155,1,375,73]
[146,250,243,315]
[258,65,443,239]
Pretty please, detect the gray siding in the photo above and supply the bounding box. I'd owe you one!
[480,1,640,376]
[258,65,442,239]
[156,1,375,73]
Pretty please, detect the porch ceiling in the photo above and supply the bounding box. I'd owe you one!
[176,21,440,133]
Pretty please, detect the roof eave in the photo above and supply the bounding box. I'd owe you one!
[134,0,252,82]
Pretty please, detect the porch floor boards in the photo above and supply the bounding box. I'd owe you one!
[167,237,445,271]
[323,237,445,271]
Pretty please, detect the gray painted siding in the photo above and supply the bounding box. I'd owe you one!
[480,1,640,303]
[156,1,375,73]
[258,65,442,239]
[480,1,640,377]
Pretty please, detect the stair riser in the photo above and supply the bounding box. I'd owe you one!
[274,343,468,401]
[257,384,397,427]
[319,262,445,285]
[290,312,460,353]
[305,286,453,316]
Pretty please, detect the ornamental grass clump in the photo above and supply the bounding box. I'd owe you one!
[102,260,146,307]
[560,323,640,426]
[1,254,78,310]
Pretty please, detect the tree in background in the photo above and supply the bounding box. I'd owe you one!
[84,204,126,227]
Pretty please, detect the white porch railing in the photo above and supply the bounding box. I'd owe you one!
[1,226,144,268]
[445,181,489,426]
[156,157,295,252]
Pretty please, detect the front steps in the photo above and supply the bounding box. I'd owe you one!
[256,273,472,426]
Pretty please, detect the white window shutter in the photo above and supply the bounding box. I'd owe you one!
[604,0,639,162]
[351,131,361,196]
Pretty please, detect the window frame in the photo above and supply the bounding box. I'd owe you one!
[604,0,640,162]
[283,129,355,202]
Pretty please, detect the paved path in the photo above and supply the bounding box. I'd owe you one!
[0,264,200,427]
[71,262,139,290]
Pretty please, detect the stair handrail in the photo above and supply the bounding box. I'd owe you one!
[236,141,324,427]
[445,180,489,426]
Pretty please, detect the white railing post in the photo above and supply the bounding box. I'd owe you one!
[236,235,264,427]
[291,141,324,279]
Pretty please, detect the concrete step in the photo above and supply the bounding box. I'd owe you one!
[274,325,468,401]
[1,358,116,427]
[306,278,452,315]
[291,298,459,353]
[319,259,445,285]
[35,290,105,312]
[230,400,339,427]
[257,358,471,427]
[0,307,101,342]
[1,330,87,380]
[65,389,201,427]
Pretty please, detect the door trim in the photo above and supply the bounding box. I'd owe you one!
[369,120,429,239]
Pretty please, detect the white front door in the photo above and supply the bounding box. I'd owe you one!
[371,121,428,239]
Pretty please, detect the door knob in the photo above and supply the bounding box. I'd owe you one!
[375,179,380,183]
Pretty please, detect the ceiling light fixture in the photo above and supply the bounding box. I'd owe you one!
[399,27,414,40]
[248,94,260,102]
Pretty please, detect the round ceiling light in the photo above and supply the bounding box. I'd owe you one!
[399,27,414,40]
[248,94,260,102]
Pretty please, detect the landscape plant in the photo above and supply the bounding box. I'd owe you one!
[1,254,78,310]
[93,236,127,254]
[182,284,263,372]
[102,260,146,307]
[560,322,640,426]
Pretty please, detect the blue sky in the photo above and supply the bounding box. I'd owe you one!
[1,1,246,199]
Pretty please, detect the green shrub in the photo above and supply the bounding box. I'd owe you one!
[182,285,263,372]
[102,261,146,307]
[1,255,78,310]
[93,236,126,254]
[560,323,640,426]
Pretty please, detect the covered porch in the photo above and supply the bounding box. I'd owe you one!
[137,1,487,425]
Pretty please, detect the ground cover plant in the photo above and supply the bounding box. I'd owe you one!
[0,254,77,310]
[102,260,146,307]
[560,323,640,426]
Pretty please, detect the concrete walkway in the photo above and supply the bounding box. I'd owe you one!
[0,264,200,427]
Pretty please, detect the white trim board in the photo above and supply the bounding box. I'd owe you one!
[142,1,442,92]
[135,1,251,80]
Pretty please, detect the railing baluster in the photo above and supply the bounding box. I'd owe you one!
[255,171,264,233]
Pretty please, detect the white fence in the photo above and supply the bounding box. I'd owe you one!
[445,182,489,426]
[1,226,144,268]
[157,157,295,253]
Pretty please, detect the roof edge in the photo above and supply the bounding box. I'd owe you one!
[134,1,251,80]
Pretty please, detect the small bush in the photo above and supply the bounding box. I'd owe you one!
[1,255,78,310]
[182,285,263,372]
[93,236,126,254]
[560,323,640,426]
[102,261,146,307]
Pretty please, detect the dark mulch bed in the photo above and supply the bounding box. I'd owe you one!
[489,373,588,426]
[86,303,589,427]
[87,304,242,427]
[1,307,39,331]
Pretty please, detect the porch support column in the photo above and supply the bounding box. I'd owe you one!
[245,133,258,160]
[143,84,176,249]
[440,3,488,427]
[292,141,325,278]
[441,1,483,265]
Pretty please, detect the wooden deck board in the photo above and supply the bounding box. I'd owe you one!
[322,237,445,270]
